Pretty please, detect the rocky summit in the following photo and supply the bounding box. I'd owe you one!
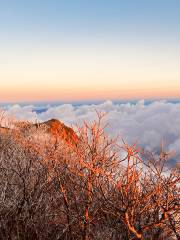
[0,119,78,147]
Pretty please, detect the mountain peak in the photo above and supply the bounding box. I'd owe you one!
[41,119,78,146]
[0,119,78,147]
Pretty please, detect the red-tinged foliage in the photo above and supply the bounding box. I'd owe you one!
[0,113,179,240]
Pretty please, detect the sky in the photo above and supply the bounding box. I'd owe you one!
[0,0,180,102]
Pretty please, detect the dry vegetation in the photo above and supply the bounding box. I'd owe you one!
[0,112,179,240]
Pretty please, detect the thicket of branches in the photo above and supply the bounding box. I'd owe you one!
[0,114,179,240]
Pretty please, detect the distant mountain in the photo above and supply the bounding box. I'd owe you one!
[34,119,78,146]
[0,119,78,147]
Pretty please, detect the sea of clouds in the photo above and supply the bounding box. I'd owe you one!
[2,100,180,162]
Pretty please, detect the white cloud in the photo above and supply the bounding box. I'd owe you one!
[2,100,180,162]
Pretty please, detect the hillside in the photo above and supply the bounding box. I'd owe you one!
[0,117,179,240]
[0,118,78,147]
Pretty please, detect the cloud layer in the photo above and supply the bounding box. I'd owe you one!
[2,100,180,160]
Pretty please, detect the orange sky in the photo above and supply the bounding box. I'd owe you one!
[0,43,179,102]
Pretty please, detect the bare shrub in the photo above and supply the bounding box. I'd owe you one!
[0,114,179,240]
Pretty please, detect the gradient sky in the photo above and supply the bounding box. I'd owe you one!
[0,0,180,102]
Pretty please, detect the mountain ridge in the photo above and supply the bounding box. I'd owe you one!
[0,119,78,146]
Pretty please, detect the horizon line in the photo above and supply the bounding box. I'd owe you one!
[1,97,180,106]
